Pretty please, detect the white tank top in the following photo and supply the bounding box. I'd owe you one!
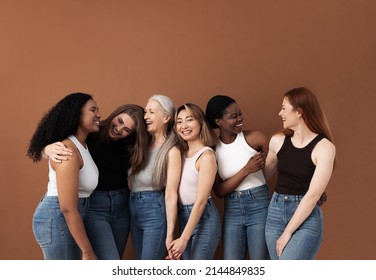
[129,148,159,192]
[178,146,214,205]
[216,131,266,192]
[46,135,99,198]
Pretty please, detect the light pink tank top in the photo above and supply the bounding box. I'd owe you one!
[178,146,214,205]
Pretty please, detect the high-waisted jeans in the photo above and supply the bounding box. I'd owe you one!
[223,184,270,260]
[179,198,221,260]
[265,192,324,260]
[84,189,130,260]
[32,195,90,260]
[129,191,167,260]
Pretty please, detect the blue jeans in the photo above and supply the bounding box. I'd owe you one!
[84,189,130,260]
[265,192,324,260]
[32,195,90,260]
[179,198,221,260]
[223,184,270,260]
[129,191,167,260]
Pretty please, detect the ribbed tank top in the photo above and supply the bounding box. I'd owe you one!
[178,146,214,205]
[46,135,99,198]
[275,134,325,195]
[129,148,160,192]
[216,131,266,191]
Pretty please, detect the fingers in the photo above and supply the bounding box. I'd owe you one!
[253,153,265,168]
[50,143,73,163]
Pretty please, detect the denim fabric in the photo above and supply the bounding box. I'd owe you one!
[223,184,270,260]
[129,191,167,260]
[32,195,90,260]
[84,189,130,260]
[179,198,221,260]
[265,192,324,260]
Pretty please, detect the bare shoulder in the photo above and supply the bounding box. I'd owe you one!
[270,132,285,143]
[316,138,336,156]
[168,145,182,159]
[269,133,285,153]
[244,130,268,140]
[60,139,80,155]
[243,130,269,149]
[51,139,80,170]
[197,148,217,169]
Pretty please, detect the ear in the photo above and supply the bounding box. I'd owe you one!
[215,118,222,127]
[163,114,171,124]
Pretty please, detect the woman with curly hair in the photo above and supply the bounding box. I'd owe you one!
[27,92,101,260]
[42,104,150,259]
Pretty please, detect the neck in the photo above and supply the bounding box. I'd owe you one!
[291,125,316,145]
[186,139,204,156]
[219,130,237,144]
[74,132,88,147]
[151,132,166,149]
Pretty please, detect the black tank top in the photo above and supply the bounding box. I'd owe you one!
[275,134,325,195]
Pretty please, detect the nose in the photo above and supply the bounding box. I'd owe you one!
[118,124,125,131]
[180,121,188,129]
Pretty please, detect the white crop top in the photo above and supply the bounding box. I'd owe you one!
[216,131,266,192]
[46,135,99,198]
[178,146,214,205]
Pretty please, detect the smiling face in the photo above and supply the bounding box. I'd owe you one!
[80,98,101,133]
[144,99,169,134]
[175,108,201,142]
[216,102,243,135]
[108,113,136,140]
[279,96,301,129]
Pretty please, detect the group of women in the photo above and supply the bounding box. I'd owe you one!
[27,87,336,260]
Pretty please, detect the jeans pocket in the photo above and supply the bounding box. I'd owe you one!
[33,218,52,247]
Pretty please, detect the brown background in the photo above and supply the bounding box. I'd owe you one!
[1,0,375,260]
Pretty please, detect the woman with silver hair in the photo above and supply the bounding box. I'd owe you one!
[129,95,182,260]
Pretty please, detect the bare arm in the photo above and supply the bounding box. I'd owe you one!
[165,146,182,259]
[169,150,217,259]
[276,139,336,256]
[263,133,284,181]
[53,140,96,260]
[213,131,268,198]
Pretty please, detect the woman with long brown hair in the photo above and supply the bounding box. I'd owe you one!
[264,87,336,259]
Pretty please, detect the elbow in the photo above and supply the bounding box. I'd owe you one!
[213,186,225,199]
[59,206,72,215]
[165,192,178,204]
[214,189,225,198]
[59,204,75,215]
